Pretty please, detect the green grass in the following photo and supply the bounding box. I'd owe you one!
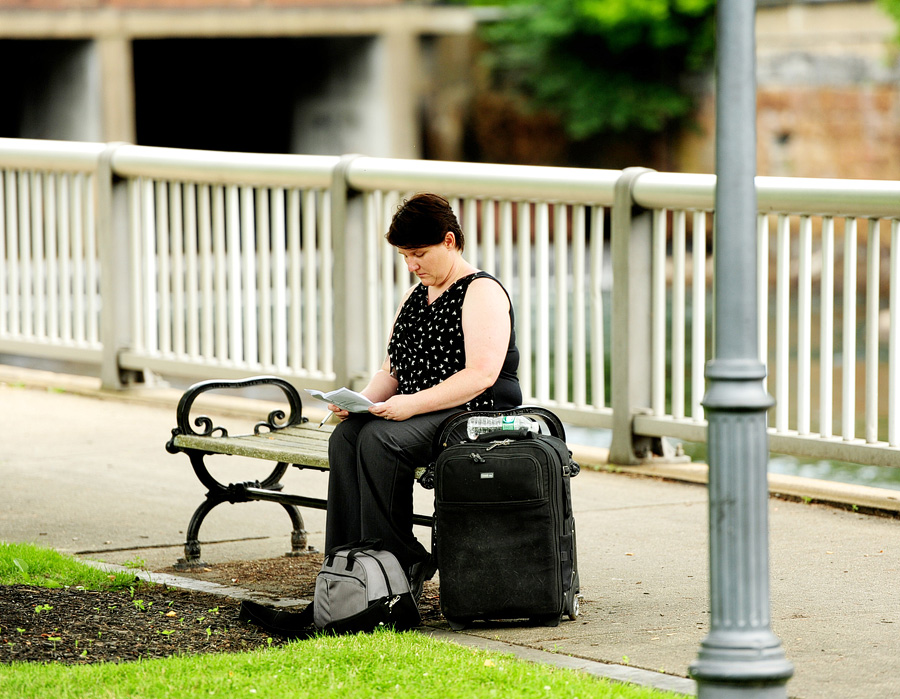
[0,542,683,699]
[0,542,139,590]
[0,632,682,699]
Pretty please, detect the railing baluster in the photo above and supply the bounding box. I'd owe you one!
[651,208,667,415]
[820,216,835,438]
[693,211,707,421]
[46,173,60,342]
[842,217,858,441]
[387,191,406,309]
[226,184,243,364]
[535,202,551,402]
[74,173,89,346]
[84,173,99,347]
[156,180,171,357]
[212,185,227,362]
[481,198,496,278]
[517,201,533,400]
[499,199,514,293]
[140,177,157,353]
[198,185,214,361]
[239,186,256,364]
[6,171,19,337]
[271,188,287,371]
[184,184,199,359]
[890,218,900,447]
[377,190,393,356]
[249,187,277,371]
[320,189,334,376]
[31,172,45,341]
[757,214,768,385]
[0,171,6,337]
[303,188,319,374]
[19,171,33,338]
[59,174,72,345]
[589,204,605,409]
[797,215,812,435]
[464,197,478,268]
[287,187,302,373]
[554,203,569,405]
[672,209,686,419]
[775,213,791,432]
[865,218,881,443]
[128,178,142,352]
[364,191,382,376]
[170,182,186,358]
[572,204,587,408]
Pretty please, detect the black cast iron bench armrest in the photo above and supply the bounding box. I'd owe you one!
[165,375,433,570]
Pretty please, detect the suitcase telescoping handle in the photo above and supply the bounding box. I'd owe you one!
[432,405,566,454]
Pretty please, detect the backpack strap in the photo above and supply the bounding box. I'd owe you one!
[239,599,315,639]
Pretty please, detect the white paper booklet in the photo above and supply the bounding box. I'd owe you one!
[304,388,377,413]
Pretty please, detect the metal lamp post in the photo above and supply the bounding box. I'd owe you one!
[688,0,794,695]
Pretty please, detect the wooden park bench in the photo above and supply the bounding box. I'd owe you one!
[165,375,435,570]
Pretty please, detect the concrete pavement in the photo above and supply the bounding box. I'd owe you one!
[2,365,898,698]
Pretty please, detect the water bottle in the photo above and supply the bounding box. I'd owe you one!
[466,414,539,439]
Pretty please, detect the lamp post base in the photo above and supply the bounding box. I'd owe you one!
[691,631,794,698]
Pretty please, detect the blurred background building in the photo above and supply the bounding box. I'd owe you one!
[0,0,898,178]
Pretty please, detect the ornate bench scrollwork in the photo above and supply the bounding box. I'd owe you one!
[166,376,315,570]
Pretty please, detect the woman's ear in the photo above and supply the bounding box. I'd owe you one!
[444,232,455,248]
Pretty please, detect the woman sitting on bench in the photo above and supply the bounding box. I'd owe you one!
[322,192,522,600]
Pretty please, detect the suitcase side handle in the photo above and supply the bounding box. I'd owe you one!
[431,405,566,454]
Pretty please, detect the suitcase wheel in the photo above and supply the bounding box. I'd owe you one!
[568,593,583,620]
[566,570,581,620]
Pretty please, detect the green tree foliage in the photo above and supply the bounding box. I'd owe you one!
[467,0,716,140]
[879,0,900,41]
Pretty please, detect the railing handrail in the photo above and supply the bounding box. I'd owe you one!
[633,170,900,218]
[109,144,340,188]
[0,137,104,172]
[346,155,621,204]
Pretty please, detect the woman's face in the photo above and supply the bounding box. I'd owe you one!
[397,236,454,286]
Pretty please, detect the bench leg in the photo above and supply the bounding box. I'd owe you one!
[175,497,220,570]
[177,452,320,567]
[281,503,317,556]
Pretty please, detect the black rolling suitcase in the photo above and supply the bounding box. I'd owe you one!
[431,406,580,630]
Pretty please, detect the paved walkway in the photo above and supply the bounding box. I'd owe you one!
[2,365,898,698]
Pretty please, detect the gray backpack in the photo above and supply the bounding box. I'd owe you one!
[239,539,421,636]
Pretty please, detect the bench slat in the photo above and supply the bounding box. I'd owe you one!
[173,424,332,469]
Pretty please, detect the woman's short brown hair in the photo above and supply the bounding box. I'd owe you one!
[386,193,464,251]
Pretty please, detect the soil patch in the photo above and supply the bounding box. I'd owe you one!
[0,555,441,665]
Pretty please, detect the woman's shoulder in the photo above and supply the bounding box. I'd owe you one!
[463,272,510,306]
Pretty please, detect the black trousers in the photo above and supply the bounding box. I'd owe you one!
[325,409,459,570]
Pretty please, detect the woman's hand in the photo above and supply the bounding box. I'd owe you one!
[368,394,419,422]
[327,403,351,422]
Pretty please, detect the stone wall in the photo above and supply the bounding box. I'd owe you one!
[679,0,900,180]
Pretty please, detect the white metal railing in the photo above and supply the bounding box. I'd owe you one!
[2,138,900,470]
[109,145,340,384]
[632,172,900,467]
[0,140,105,364]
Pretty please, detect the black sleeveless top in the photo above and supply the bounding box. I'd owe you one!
[387,271,521,411]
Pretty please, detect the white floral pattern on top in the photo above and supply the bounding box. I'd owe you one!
[388,272,517,411]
